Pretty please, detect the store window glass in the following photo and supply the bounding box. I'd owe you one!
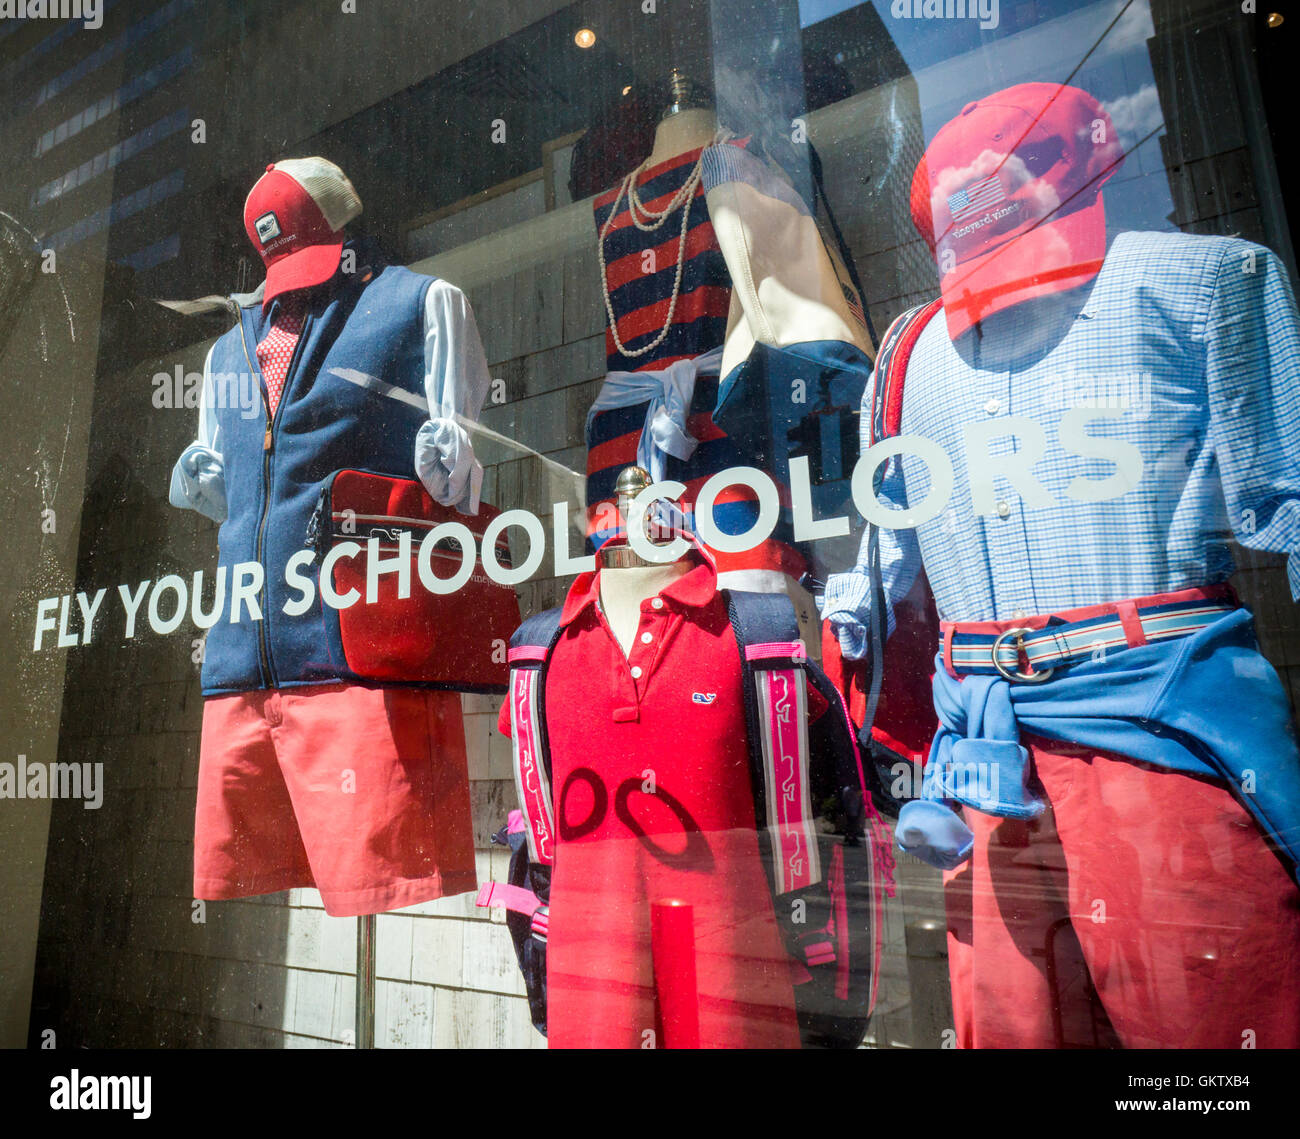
[2,0,1296,1061]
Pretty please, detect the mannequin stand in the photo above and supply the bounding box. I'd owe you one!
[355,914,376,1048]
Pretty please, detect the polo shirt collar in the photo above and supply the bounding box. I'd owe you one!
[558,551,718,628]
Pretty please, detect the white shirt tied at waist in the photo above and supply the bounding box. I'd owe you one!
[585,345,725,484]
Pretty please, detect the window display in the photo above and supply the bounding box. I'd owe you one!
[2,0,1297,1087]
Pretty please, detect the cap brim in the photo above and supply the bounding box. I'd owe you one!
[938,195,1106,340]
[263,239,344,306]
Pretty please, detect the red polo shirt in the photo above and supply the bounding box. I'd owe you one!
[498,556,813,1048]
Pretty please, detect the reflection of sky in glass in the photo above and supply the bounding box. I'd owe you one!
[798,0,865,25]
[801,1,1156,97]
[799,0,1172,233]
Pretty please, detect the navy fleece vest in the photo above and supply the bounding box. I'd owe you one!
[201,264,433,695]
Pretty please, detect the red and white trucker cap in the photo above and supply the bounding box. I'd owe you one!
[910,83,1125,340]
[243,157,362,306]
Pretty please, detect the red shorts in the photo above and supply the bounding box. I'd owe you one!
[194,683,477,917]
[944,736,1300,1048]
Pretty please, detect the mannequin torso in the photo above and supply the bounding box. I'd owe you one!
[645,106,719,167]
[599,561,692,656]
[954,278,1097,372]
[599,563,819,660]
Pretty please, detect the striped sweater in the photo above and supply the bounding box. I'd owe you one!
[586,141,804,577]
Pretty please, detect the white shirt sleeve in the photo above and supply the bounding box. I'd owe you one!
[168,343,228,523]
[415,278,492,514]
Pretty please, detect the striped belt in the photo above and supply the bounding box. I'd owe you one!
[941,586,1238,683]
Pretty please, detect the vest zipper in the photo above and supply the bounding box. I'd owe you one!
[240,304,314,689]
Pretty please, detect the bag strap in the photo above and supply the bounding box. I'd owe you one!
[725,589,823,896]
[802,660,871,804]
[506,607,565,866]
[869,297,943,447]
[808,140,879,352]
[854,297,942,747]
[475,881,543,917]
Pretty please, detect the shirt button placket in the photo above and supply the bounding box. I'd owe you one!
[627,601,668,701]
[603,608,643,722]
[989,370,1037,615]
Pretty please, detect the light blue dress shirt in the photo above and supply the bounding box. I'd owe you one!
[823,230,1300,658]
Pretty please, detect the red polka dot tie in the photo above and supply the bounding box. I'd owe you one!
[255,297,306,417]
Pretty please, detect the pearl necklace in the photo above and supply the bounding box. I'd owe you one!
[598,132,728,360]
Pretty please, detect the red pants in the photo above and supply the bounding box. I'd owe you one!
[546,830,802,1049]
[943,736,1300,1048]
[195,683,477,916]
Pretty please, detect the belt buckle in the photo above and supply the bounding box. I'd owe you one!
[991,626,1054,684]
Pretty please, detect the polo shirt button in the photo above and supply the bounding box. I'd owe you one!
[630,665,643,679]
[995,500,1011,518]
[640,632,653,644]
[651,598,664,609]
[984,398,1000,415]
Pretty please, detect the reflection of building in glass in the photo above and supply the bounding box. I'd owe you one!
[0,1,715,299]
[1147,0,1295,272]
[0,1,199,288]
[798,0,935,329]
[801,0,909,98]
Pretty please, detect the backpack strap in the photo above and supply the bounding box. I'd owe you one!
[869,297,942,447]
[506,607,565,866]
[856,297,941,745]
[476,881,544,917]
[725,589,823,896]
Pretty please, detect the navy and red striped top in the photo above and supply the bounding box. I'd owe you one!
[586,142,804,577]
[593,144,733,372]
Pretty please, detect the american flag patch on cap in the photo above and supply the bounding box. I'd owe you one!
[948,173,1005,220]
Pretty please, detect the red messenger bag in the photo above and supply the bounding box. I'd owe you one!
[305,468,521,692]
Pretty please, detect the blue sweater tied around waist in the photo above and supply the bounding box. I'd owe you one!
[897,608,1300,886]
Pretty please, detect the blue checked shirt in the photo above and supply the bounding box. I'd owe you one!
[823,230,1300,659]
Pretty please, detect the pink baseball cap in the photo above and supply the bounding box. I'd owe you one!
[243,157,362,306]
[910,83,1125,339]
